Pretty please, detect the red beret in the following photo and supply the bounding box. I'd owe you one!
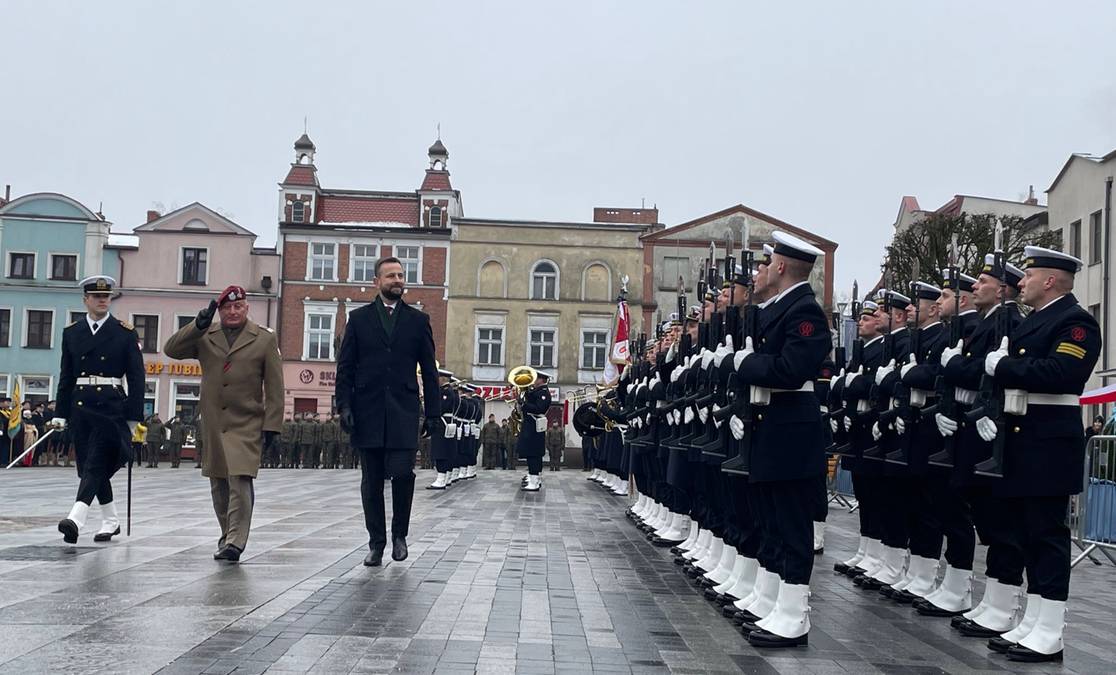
[217,285,247,307]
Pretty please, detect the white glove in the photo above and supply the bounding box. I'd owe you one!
[723,334,734,352]
[985,336,1009,377]
[50,417,67,430]
[684,407,695,424]
[733,336,755,370]
[844,366,863,387]
[900,358,917,379]
[935,413,958,437]
[666,342,678,362]
[701,349,715,370]
[128,420,140,435]
[940,338,964,368]
[844,417,852,431]
[895,417,906,435]
[670,366,683,383]
[829,418,838,434]
[672,409,682,425]
[875,359,896,385]
[871,422,882,441]
[729,415,745,440]
[712,346,729,367]
[699,407,709,424]
[976,416,997,442]
[712,404,723,428]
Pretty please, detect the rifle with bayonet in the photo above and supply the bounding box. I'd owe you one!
[885,264,923,466]
[831,281,862,456]
[969,220,1011,478]
[863,273,897,461]
[718,222,757,475]
[926,235,963,468]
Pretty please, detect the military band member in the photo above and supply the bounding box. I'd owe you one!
[517,371,553,492]
[428,369,459,490]
[52,275,145,544]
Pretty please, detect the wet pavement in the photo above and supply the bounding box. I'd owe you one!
[1,466,1114,674]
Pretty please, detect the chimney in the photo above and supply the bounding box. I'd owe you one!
[1024,184,1038,205]
[4,185,10,202]
[146,209,161,223]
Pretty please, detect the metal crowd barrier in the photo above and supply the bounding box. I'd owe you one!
[1070,434,1116,568]
[827,456,857,511]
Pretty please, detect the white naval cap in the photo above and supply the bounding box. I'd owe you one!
[771,231,823,264]
[981,253,1025,286]
[911,281,942,301]
[940,268,977,292]
[1022,245,1083,273]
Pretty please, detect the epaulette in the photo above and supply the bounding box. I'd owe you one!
[120,320,134,331]
[66,321,78,328]
[263,326,275,333]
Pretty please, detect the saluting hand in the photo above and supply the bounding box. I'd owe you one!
[196,300,219,330]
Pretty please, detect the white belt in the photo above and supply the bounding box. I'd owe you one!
[772,383,814,394]
[1027,393,1079,407]
[76,376,122,386]
[955,388,977,405]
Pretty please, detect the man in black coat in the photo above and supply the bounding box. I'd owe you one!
[336,257,440,567]
[52,276,145,544]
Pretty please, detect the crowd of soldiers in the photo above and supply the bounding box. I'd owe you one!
[272,413,353,469]
[573,227,1097,663]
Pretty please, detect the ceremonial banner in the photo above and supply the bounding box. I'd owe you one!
[602,298,630,384]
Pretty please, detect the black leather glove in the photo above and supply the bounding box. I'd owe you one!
[262,430,279,450]
[422,417,440,439]
[196,300,219,330]
[339,408,355,434]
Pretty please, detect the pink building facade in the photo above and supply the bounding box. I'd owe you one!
[113,203,279,422]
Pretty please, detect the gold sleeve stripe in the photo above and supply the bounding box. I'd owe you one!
[1056,344,1086,359]
[1056,342,1086,356]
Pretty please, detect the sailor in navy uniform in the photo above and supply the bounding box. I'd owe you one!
[517,371,553,491]
[53,276,145,544]
[729,231,831,648]
[981,247,1099,662]
[427,369,458,490]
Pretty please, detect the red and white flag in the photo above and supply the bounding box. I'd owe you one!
[602,298,630,384]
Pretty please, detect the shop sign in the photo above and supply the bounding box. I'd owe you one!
[298,368,337,388]
[146,362,202,376]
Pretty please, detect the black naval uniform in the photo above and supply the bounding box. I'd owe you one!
[432,384,459,474]
[734,282,831,588]
[56,315,145,506]
[516,384,552,476]
[843,334,886,557]
[871,326,912,558]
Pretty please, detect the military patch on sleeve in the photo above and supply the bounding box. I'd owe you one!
[1070,326,1086,342]
[798,321,815,337]
[1056,342,1087,359]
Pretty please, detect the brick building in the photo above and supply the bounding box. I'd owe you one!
[276,134,458,415]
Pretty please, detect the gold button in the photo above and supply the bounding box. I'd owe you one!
[96,387,102,392]
[1019,349,1026,355]
[77,401,84,406]
[1013,426,1021,433]
[965,352,971,357]
[757,414,763,421]
[101,356,106,361]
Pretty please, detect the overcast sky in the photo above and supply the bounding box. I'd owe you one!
[3,1,1114,294]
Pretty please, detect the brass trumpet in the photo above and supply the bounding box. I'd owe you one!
[506,365,538,437]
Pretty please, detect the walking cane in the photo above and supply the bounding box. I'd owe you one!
[4,428,56,469]
[127,457,133,536]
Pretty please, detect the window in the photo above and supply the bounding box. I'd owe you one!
[306,313,334,360]
[69,311,85,325]
[1090,304,1101,324]
[50,254,77,281]
[659,256,692,291]
[172,382,201,424]
[478,327,503,366]
[1090,210,1103,265]
[25,310,53,348]
[143,380,158,418]
[177,315,194,330]
[133,315,160,353]
[9,253,34,279]
[0,374,7,397]
[531,261,558,300]
[396,246,420,284]
[351,244,378,282]
[181,247,207,285]
[581,330,608,369]
[429,206,443,228]
[20,375,52,404]
[292,200,305,223]
[529,328,556,368]
[1069,220,1082,259]
[309,242,336,281]
[0,309,8,347]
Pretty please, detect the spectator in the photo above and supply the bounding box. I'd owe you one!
[1086,414,1105,441]
[480,414,502,469]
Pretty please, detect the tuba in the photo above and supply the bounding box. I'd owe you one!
[506,365,538,437]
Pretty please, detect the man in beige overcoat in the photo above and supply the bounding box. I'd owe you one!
[164,284,284,563]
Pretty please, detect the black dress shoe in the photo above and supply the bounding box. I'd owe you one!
[733,609,759,624]
[844,566,866,578]
[58,519,79,544]
[987,636,1016,654]
[891,589,918,604]
[879,586,895,598]
[747,628,808,648]
[214,545,242,563]
[860,577,883,591]
[1005,644,1063,663]
[814,547,824,556]
[955,619,1005,638]
[93,526,121,543]
[852,573,868,586]
[913,598,966,617]
[833,562,851,574]
[673,555,687,566]
[392,536,408,562]
[364,547,384,567]
[651,537,679,548]
[740,620,761,633]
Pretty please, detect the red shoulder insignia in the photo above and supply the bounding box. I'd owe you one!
[1071,326,1086,342]
[798,321,815,337]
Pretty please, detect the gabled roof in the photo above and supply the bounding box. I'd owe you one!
[420,170,452,191]
[282,165,319,188]
[1046,150,1116,193]
[134,202,257,237]
[641,203,837,249]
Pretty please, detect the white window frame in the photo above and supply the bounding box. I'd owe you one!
[130,312,162,355]
[0,306,11,348]
[143,378,160,418]
[526,313,559,370]
[577,314,613,383]
[179,246,210,285]
[6,251,37,280]
[291,200,306,223]
[429,205,443,228]
[175,313,196,331]
[394,245,422,285]
[476,326,504,367]
[18,374,54,402]
[170,379,201,421]
[0,373,9,397]
[530,259,560,301]
[47,251,80,282]
[68,310,86,326]
[528,328,557,369]
[349,243,379,283]
[307,242,338,282]
[580,329,609,370]
[22,307,55,349]
[580,261,613,301]
[303,301,339,361]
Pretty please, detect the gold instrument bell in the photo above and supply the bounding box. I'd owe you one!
[507,365,538,390]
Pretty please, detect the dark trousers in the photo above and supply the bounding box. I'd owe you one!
[146,441,161,466]
[812,472,828,523]
[76,466,117,505]
[970,492,1025,586]
[434,457,452,473]
[851,472,884,540]
[880,476,913,549]
[731,476,762,559]
[359,447,416,549]
[906,475,945,560]
[526,455,543,475]
[757,478,816,585]
[929,479,975,570]
[1005,496,1071,600]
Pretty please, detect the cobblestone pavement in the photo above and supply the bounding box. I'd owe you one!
[0,466,1113,674]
